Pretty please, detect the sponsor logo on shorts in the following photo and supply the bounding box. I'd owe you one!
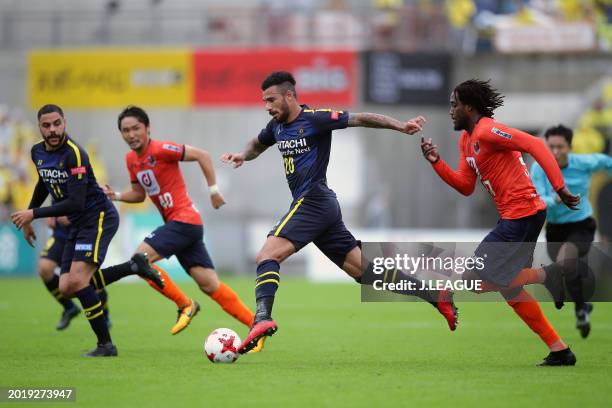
[75,243,93,251]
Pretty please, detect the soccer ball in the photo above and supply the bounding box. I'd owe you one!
[204,328,241,364]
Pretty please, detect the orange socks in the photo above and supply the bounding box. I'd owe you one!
[507,290,561,348]
[210,282,254,327]
[508,268,542,288]
[145,264,190,309]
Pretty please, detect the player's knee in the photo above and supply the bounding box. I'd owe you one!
[37,265,54,281]
[59,275,88,298]
[59,278,76,298]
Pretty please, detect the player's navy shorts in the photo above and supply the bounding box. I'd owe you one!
[40,227,68,264]
[545,217,596,260]
[473,210,546,286]
[269,193,359,268]
[144,221,214,272]
[60,205,120,274]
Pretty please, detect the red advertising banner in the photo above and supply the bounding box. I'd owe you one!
[193,48,356,107]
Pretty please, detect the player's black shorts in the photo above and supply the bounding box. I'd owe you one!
[60,205,119,274]
[473,210,546,286]
[545,217,596,260]
[40,232,67,265]
[269,193,359,268]
[144,221,214,272]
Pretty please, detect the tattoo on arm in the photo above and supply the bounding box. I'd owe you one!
[244,139,269,161]
[348,112,402,130]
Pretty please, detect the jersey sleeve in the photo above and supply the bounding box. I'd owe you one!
[431,136,477,196]
[257,120,276,147]
[481,124,565,191]
[157,141,185,162]
[66,143,90,186]
[308,109,349,133]
[530,162,556,207]
[574,153,612,175]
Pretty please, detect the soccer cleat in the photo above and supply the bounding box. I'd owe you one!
[538,347,576,366]
[248,337,267,354]
[132,253,165,289]
[576,303,593,339]
[435,290,458,331]
[83,342,118,357]
[543,263,565,309]
[171,299,200,335]
[238,320,277,354]
[56,305,81,331]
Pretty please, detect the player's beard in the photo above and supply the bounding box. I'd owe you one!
[277,99,290,123]
[43,131,66,150]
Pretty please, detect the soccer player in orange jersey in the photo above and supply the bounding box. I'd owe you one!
[103,106,255,337]
[421,79,581,366]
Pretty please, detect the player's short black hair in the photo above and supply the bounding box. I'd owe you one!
[37,104,64,120]
[544,124,573,146]
[453,79,504,117]
[118,105,150,130]
[261,71,297,98]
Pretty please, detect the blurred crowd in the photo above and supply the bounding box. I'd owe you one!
[4,0,610,52]
[0,107,38,221]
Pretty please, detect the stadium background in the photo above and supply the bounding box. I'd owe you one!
[0,1,611,407]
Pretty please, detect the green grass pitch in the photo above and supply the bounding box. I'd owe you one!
[1,277,610,407]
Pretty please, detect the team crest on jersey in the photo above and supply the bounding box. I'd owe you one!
[162,143,181,153]
[136,169,161,195]
[298,128,304,135]
[491,127,512,139]
[58,160,64,169]
[473,141,480,155]
[147,155,156,167]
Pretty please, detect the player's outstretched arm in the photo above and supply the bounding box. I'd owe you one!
[348,113,426,134]
[221,137,269,169]
[183,145,226,209]
[104,183,146,203]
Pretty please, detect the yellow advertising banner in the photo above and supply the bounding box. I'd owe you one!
[28,48,192,108]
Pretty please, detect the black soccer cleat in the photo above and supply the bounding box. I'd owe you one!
[538,347,576,366]
[131,253,165,289]
[56,305,81,331]
[576,303,593,339]
[543,263,565,309]
[84,342,118,357]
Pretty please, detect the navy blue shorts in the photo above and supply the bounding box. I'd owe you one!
[474,210,546,286]
[144,221,214,273]
[269,194,359,268]
[40,232,66,265]
[60,205,120,274]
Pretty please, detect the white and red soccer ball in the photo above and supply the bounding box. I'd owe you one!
[204,328,241,364]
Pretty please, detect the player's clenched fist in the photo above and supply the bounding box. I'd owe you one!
[420,137,440,163]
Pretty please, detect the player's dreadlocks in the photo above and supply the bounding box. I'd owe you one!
[453,79,504,117]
